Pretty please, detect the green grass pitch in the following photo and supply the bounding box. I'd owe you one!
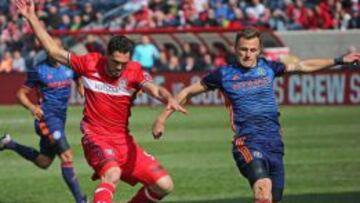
[0,105,359,203]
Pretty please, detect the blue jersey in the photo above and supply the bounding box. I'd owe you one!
[24,61,77,120]
[202,58,286,153]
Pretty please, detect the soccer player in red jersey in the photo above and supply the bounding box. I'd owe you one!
[16,0,187,202]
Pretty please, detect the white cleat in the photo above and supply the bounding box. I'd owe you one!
[0,133,11,151]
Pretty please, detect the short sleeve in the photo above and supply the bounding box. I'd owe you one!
[24,67,39,88]
[268,60,286,77]
[201,69,222,90]
[69,53,100,75]
[137,69,153,87]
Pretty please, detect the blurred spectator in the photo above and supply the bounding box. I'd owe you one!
[198,53,215,71]
[180,42,194,62]
[1,21,23,52]
[212,43,228,68]
[132,35,160,72]
[88,12,104,30]
[46,5,62,29]
[349,10,360,28]
[0,51,13,73]
[228,7,246,28]
[12,50,26,72]
[314,4,334,29]
[81,3,97,25]
[269,9,288,30]
[70,15,83,30]
[154,50,169,72]
[58,14,72,30]
[84,35,105,54]
[245,0,266,24]
[182,56,197,72]
[167,55,181,72]
[124,15,137,30]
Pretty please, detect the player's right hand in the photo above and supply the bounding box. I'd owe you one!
[30,105,43,120]
[343,52,360,65]
[166,98,187,114]
[152,119,165,139]
[15,0,36,19]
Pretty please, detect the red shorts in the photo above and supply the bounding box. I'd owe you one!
[81,130,168,186]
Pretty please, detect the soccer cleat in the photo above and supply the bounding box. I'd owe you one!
[0,133,11,151]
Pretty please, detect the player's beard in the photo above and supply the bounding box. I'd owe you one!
[106,66,121,78]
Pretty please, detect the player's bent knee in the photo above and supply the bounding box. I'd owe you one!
[149,175,174,196]
[35,154,53,169]
[59,150,73,163]
[101,166,122,185]
[253,178,272,201]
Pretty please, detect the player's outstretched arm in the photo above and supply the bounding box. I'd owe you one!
[142,82,187,113]
[284,52,360,73]
[16,0,69,65]
[152,82,208,139]
[17,86,43,120]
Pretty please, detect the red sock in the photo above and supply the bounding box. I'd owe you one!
[128,187,164,203]
[93,182,115,203]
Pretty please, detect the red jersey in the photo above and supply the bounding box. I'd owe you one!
[70,53,152,136]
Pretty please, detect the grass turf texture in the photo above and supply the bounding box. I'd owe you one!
[0,105,359,203]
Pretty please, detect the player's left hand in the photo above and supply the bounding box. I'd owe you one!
[343,52,360,65]
[30,105,43,120]
[152,118,165,139]
[166,98,187,114]
[15,0,36,19]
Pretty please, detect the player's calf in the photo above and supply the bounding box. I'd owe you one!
[94,166,121,203]
[59,150,86,203]
[253,178,272,203]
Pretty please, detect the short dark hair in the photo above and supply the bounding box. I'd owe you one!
[107,35,135,55]
[235,27,262,48]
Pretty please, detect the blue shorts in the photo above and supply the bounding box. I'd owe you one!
[34,117,70,159]
[232,137,284,202]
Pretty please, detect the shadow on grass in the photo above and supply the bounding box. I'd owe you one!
[166,191,360,203]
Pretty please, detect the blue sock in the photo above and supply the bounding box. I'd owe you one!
[61,162,85,203]
[5,140,40,162]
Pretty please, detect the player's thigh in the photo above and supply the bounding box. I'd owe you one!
[36,118,69,156]
[121,143,169,187]
[39,136,57,159]
[81,135,121,178]
[39,132,71,160]
[232,145,270,186]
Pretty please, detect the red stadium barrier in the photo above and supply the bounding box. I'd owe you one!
[1,70,359,105]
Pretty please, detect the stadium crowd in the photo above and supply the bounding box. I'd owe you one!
[0,0,359,73]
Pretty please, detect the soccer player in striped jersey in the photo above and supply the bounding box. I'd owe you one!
[152,27,360,203]
[15,0,187,203]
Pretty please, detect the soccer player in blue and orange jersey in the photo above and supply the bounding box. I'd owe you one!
[153,27,360,203]
[15,1,187,203]
[0,52,87,203]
